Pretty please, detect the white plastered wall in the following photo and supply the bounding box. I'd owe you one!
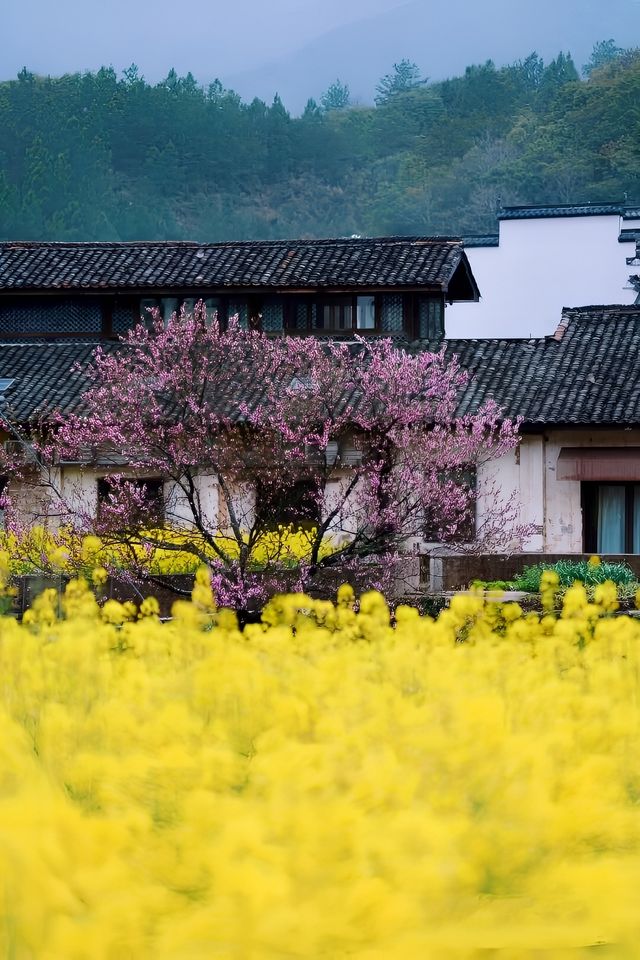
[44,468,359,539]
[32,432,640,559]
[165,473,220,530]
[59,467,228,531]
[476,440,543,553]
[448,214,637,340]
[8,465,64,527]
[542,429,640,553]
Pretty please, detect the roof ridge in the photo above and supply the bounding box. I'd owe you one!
[0,237,471,293]
[562,304,640,313]
[0,236,463,250]
[553,304,640,340]
[0,338,105,348]
[443,335,547,346]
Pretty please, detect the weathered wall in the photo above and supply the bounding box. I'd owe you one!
[60,467,225,530]
[468,428,640,561]
[54,468,361,541]
[542,429,640,553]
[13,429,640,571]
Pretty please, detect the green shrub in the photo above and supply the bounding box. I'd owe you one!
[471,579,516,591]
[513,559,637,592]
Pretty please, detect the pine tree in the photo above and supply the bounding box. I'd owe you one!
[320,79,350,112]
[583,40,625,77]
[375,60,426,105]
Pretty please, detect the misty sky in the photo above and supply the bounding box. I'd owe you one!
[3,0,405,84]
[4,0,640,110]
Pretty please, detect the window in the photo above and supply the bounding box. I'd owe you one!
[97,478,164,527]
[228,300,249,329]
[418,297,444,339]
[260,300,284,332]
[139,298,217,328]
[380,295,404,333]
[316,297,353,332]
[356,296,376,330]
[0,297,106,338]
[312,296,380,334]
[140,299,160,327]
[161,298,180,325]
[583,482,640,553]
[203,298,220,325]
[256,479,321,531]
[424,467,476,543]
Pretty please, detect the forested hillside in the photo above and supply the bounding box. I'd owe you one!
[1,47,639,241]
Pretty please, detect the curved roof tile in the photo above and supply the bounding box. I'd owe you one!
[2,306,640,427]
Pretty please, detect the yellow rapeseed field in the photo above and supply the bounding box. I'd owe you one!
[3,560,640,957]
[0,525,338,577]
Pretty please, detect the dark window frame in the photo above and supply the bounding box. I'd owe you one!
[282,295,382,335]
[314,295,379,333]
[582,481,640,553]
[255,478,321,532]
[97,477,165,526]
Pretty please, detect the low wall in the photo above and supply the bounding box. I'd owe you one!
[25,554,629,614]
[14,558,421,620]
[16,573,195,620]
[422,554,640,593]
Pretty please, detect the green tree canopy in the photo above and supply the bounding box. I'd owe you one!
[0,49,638,242]
[375,60,426,105]
[583,39,625,77]
[320,79,351,112]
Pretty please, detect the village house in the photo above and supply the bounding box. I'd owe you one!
[2,237,640,590]
[432,304,640,589]
[0,236,478,530]
[0,236,477,341]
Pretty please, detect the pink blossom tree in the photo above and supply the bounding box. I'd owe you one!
[5,304,524,608]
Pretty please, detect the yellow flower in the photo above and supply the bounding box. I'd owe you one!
[594,579,619,613]
[138,596,160,619]
[48,545,69,572]
[91,565,108,587]
[2,572,640,956]
[101,598,134,625]
[81,534,103,563]
[337,582,355,607]
[540,568,560,612]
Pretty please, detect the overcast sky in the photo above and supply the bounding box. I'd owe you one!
[2,0,405,83]
[3,0,640,110]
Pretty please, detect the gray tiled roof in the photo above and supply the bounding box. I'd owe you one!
[462,235,500,248]
[0,340,116,422]
[499,202,627,220]
[2,305,640,428]
[438,305,640,425]
[0,238,470,292]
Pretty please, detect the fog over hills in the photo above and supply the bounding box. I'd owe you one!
[4,0,639,112]
[1,0,405,87]
[225,0,640,111]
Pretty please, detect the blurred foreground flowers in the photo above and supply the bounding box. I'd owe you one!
[3,570,640,956]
